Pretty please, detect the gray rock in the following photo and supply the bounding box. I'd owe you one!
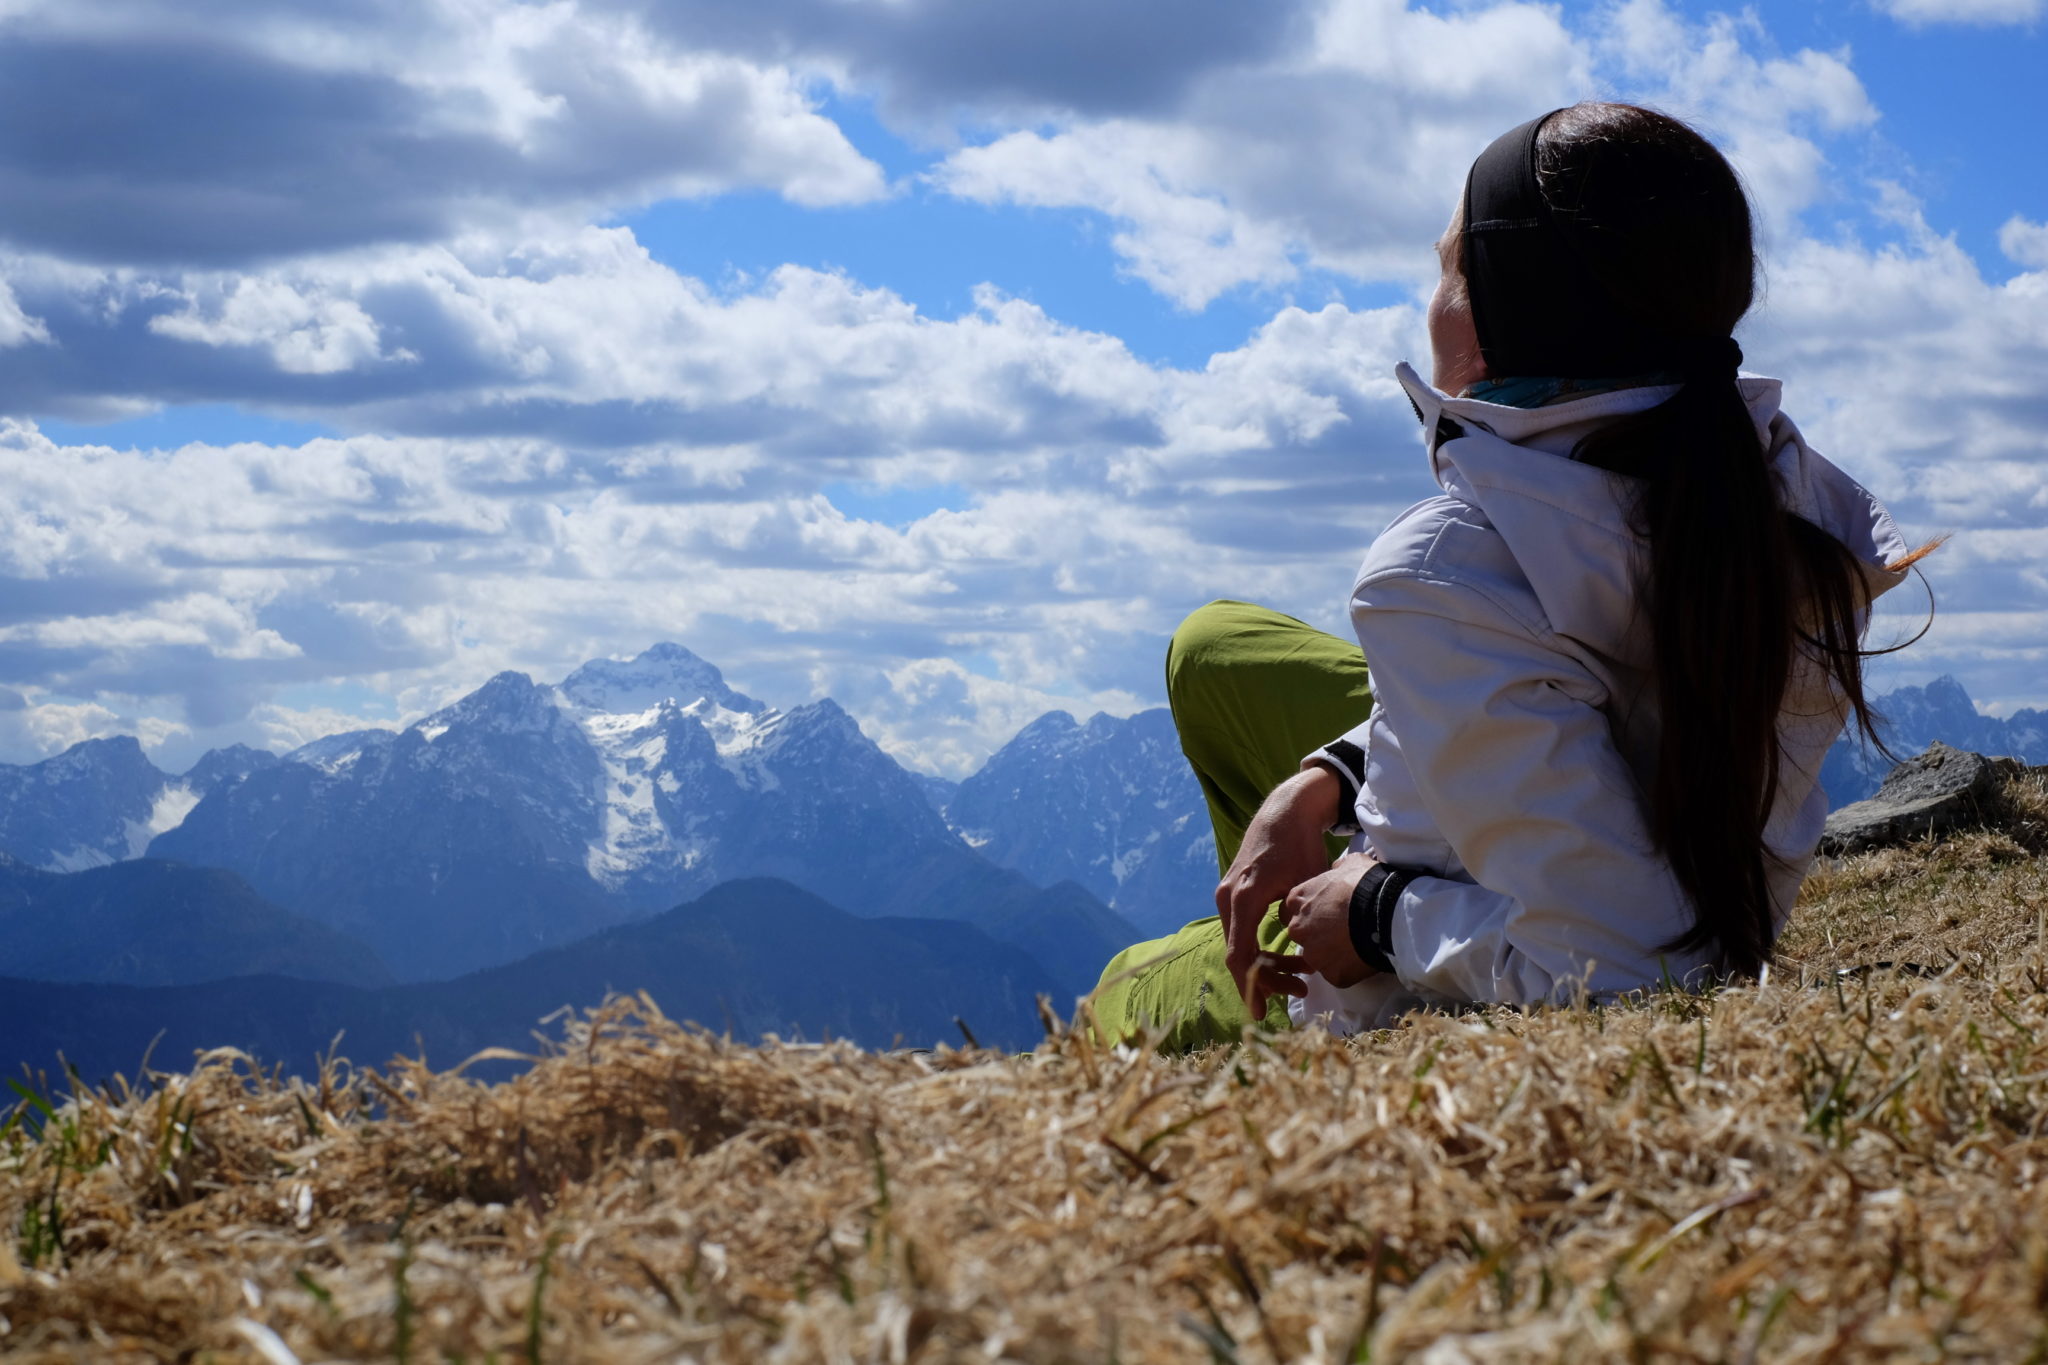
[1819,742,2018,856]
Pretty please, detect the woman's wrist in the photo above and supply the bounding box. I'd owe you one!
[1346,862,1416,975]
[1291,761,1346,828]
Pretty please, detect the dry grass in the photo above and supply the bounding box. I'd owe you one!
[7,770,2048,1363]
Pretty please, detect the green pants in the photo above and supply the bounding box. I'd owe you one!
[1090,600,1374,1053]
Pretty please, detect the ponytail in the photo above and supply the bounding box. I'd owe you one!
[1574,372,1886,976]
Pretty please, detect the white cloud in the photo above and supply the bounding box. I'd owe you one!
[929,0,1892,305]
[1874,0,2044,25]
[2001,216,2048,270]
[3,169,2041,771]
[0,278,49,347]
[1740,183,2048,710]
[248,701,393,757]
[0,239,1432,769]
[0,694,189,762]
[935,127,1299,310]
[824,657,1148,780]
[934,0,1588,306]
[150,277,390,375]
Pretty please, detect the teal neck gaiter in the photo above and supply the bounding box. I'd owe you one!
[1463,372,1683,409]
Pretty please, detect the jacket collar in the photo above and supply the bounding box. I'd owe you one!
[1391,361,1912,666]
[1394,361,1786,480]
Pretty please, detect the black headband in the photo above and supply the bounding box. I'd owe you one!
[1460,110,1739,382]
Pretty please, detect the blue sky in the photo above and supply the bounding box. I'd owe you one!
[0,0,2042,774]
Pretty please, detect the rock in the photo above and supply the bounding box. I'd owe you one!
[1819,742,2020,856]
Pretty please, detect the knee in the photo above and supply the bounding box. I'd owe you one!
[1166,599,1256,712]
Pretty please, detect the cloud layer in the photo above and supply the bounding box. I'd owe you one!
[0,0,884,267]
[0,0,2041,773]
[1874,0,2045,26]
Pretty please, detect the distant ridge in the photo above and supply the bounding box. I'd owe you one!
[0,878,1062,1081]
[1821,676,2048,805]
[0,855,391,989]
[945,708,1215,938]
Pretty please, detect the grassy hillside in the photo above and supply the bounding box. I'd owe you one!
[3,769,2046,1363]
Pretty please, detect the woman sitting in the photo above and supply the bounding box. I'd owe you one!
[1093,102,1929,1051]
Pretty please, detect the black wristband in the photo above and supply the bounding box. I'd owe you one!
[1346,862,1416,975]
[1307,740,1366,837]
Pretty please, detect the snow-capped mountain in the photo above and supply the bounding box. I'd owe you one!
[946,709,1216,938]
[150,644,1136,988]
[0,735,274,872]
[1821,676,2048,805]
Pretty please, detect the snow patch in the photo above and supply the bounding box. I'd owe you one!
[125,783,202,857]
[574,701,709,887]
[45,844,115,873]
[1107,830,1164,888]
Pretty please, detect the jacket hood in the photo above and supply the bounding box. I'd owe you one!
[1393,361,1912,668]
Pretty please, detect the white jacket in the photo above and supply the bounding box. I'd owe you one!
[1292,362,1912,1033]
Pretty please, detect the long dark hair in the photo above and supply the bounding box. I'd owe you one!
[1504,104,1927,978]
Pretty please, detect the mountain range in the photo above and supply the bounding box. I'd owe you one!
[0,645,1163,1078]
[1819,676,2048,804]
[0,736,277,872]
[140,645,1137,991]
[943,708,1216,939]
[2,646,2039,1080]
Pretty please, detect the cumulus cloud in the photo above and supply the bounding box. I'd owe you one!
[0,278,49,347]
[0,693,188,763]
[0,0,884,267]
[0,254,1432,769]
[0,0,2040,772]
[2001,216,2048,271]
[933,0,1587,306]
[1741,187,2048,713]
[1,201,2040,769]
[149,278,390,375]
[1873,0,2044,25]
[925,0,1890,306]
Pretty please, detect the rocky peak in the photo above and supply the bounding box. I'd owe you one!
[287,727,398,774]
[0,734,175,871]
[946,706,1212,937]
[1922,676,1976,713]
[1004,710,1080,753]
[184,743,282,795]
[421,671,562,736]
[558,643,764,716]
[42,735,158,782]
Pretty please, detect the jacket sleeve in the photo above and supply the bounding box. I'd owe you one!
[1302,720,1373,837]
[1350,567,1704,1005]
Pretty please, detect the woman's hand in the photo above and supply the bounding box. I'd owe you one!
[1218,765,1344,1020]
[1281,852,1381,988]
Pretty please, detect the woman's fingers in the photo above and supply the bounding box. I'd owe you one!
[1280,878,1310,925]
[1223,883,1266,1000]
[1247,951,1308,1018]
[1215,767,1352,1011]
